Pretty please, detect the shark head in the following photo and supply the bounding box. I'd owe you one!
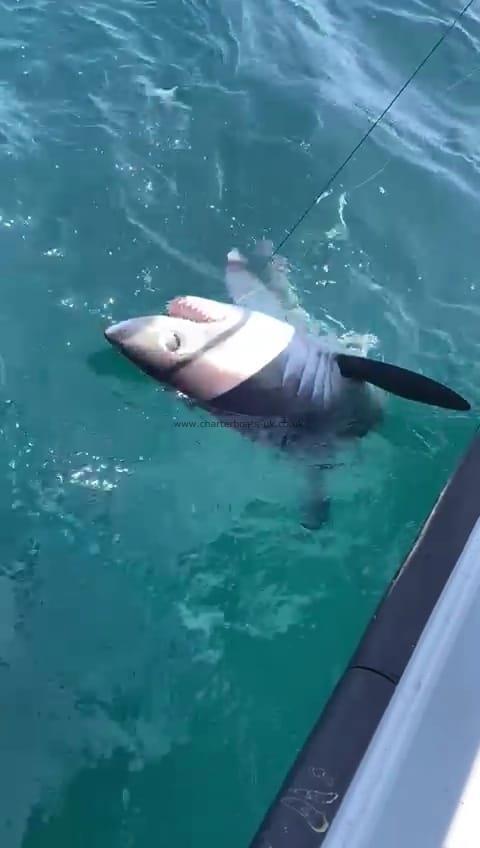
[104,295,295,403]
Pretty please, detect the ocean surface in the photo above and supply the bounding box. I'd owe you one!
[1,1,479,846]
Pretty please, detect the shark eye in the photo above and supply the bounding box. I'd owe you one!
[165,331,181,352]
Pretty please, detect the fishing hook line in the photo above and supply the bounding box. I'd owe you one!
[273,0,476,257]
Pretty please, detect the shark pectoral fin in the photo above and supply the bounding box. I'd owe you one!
[252,240,314,332]
[225,241,314,332]
[253,238,274,260]
[224,247,287,320]
[336,353,470,412]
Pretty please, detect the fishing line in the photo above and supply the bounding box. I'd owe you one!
[272,0,476,257]
[156,1,475,409]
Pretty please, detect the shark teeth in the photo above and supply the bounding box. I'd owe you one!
[167,295,228,323]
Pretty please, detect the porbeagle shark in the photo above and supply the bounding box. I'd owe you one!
[104,244,470,527]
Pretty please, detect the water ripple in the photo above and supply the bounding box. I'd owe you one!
[0,0,479,845]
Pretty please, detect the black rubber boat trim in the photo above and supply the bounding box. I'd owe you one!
[349,664,398,686]
[248,432,480,848]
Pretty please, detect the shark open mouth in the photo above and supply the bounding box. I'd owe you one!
[167,295,232,324]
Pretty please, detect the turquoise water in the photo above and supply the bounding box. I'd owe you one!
[1,1,479,845]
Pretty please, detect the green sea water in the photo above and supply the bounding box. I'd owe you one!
[1,1,479,846]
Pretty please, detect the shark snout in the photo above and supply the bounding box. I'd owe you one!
[104,314,190,383]
[104,317,152,349]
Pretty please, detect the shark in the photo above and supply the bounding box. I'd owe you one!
[103,242,470,528]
